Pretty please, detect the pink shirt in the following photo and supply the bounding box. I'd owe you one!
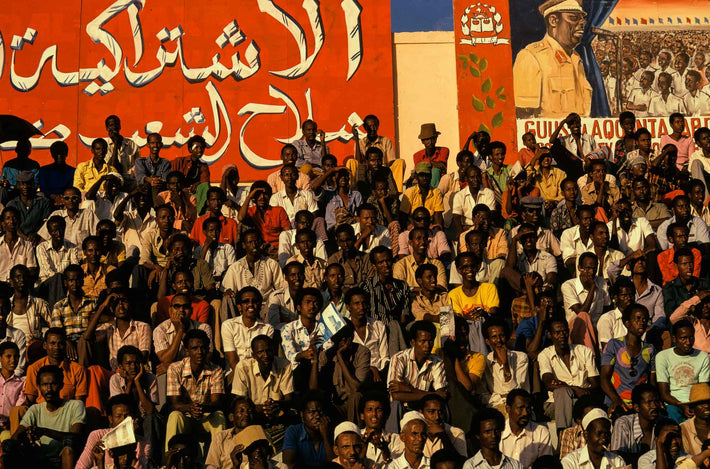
[0,373,26,424]
[670,295,710,355]
[76,427,151,469]
[661,134,695,168]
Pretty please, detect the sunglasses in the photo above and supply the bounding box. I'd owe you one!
[629,356,639,378]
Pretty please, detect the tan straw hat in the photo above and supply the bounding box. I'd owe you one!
[418,123,441,140]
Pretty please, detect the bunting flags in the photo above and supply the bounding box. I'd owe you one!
[608,16,710,25]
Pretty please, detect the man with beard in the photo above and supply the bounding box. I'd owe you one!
[463,408,521,469]
[610,383,663,465]
[561,408,625,469]
[638,419,688,469]
[513,0,591,118]
[387,412,430,469]
[500,389,553,468]
[333,421,369,469]
[681,383,710,455]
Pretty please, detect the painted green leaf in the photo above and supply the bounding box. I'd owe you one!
[486,96,496,109]
[495,86,505,96]
[479,123,492,134]
[470,67,481,77]
[498,94,507,101]
[458,54,468,61]
[462,59,469,70]
[481,78,492,93]
[472,95,486,112]
[479,57,488,72]
[491,112,504,128]
[469,52,479,63]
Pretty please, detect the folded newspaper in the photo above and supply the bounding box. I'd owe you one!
[318,302,346,344]
[101,416,136,449]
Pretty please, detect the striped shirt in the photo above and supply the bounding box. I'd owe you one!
[386,347,447,398]
[166,357,225,404]
[361,276,411,324]
[50,296,96,337]
[97,320,152,371]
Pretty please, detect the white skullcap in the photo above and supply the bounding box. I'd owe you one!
[400,411,427,431]
[582,408,610,430]
[334,421,361,442]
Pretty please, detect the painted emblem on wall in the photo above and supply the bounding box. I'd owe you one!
[460,3,509,46]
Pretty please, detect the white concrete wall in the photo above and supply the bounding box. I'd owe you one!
[393,31,460,176]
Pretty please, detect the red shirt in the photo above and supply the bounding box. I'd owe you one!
[657,246,702,285]
[413,147,450,165]
[157,295,210,324]
[247,205,291,248]
[190,214,238,246]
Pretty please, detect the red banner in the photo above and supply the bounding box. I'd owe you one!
[0,0,395,181]
[452,0,517,158]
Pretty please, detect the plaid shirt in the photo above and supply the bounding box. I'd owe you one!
[50,296,96,337]
[166,357,224,404]
[647,168,679,202]
[510,297,533,336]
[97,320,152,370]
[559,424,586,458]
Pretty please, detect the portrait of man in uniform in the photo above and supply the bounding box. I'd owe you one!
[513,0,592,118]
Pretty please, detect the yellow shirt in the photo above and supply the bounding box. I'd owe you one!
[531,167,567,202]
[448,283,500,317]
[462,351,485,378]
[74,160,118,192]
[393,255,447,289]
[400,186,444,216]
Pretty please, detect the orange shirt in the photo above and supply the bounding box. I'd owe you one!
[25,357,88,402]
[247,205,291,248]
[156,295,211,324]
[657,246,702,285]
[190,214,239,246]
[413,147,450,165]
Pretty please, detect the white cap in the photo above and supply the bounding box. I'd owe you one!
[582,408,610,430]
[400,411,427,431]
[334,421,361,442]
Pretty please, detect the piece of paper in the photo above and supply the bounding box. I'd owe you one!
[318,302,346,344]
[102,416,136,450]
[439,306,455,344]
[347,112,364,128]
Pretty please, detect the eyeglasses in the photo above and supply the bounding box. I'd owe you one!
[171,303,191,310]
[413,217,429,222]
[629,356,639,377]
[63,196,80,200]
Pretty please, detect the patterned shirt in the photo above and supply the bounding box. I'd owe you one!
[559,424,586,459]
[50,296,96,337]
[96,320,152,371]
[280,318,325,368]
[327,251,376,289]
[153,319,213,359]
[550,200,579,237]
[601,338,656,406]
[286,254,326,289]
[166,357,225,404]
[361,276,411,324]
[8,295,51,342]
[35,240,82,282]
[386,347,447,397]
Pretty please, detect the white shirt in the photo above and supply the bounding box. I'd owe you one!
[38,208,99,246]
[575,248,625,281]
[516,250,557,278]
[684,90,710,115]
[500,420,553,468]
[607,217,654,256]
[561,446,626,469]
[648,93,687,115]
[483,350,529,408]
[352,317,390,371]
[561,276,611,323]
[352,223,391,253]
[560,134,598,158]
[119,208,157,257]
[463,451,522,469]
[35,240,82,282]
[0,236,37,282]
[560,225,594,263]
[386,454,431,469]
[277,229,327,266]
[452,188,497,226]
[627,87,658,117]
[280,318,326,367]
[538,344,598,401]
[220,316,274,361]
[193,243,237,280]
[81,191,128,221]
[221,257,285,321]
[0,326,27,376]
[657,215,710,250]
[269,189,318,224]
[637,448,689,469]
[597,308,627,347]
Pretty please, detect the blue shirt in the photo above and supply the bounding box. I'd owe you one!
[39,163,75,197]
[134,156,171,185]
[282,423,326,468]
[1,158,40,187]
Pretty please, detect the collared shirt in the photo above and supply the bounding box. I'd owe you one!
[138,229,175,266]
[670,297,710,355]
[538,344,598,401]
[509,225,561,257]
[362,429,394,469]
[108,372,158,415]
[221,316,274,360]
[82,263,116,298]
[352,223,392,253]
[580,181,621,207]
[550,199,579,235]
[119,208,157,253]
[325,191,364,229]
[627,87,658,117]
[649,92,687,115]
[358,135,395,162]
[393,255,446,289]
[413,147,449,165]
[318,344,371,401]
[286,253,326,289]
[483,350,529,408]
[85,190,128,221]
[25,356,88,402]
[8,295,51,342]
[267,169,311,193]
[657,246,703,285]
[329,250,376,289]
[0,326,26,376]
[516,250,557,278]
[606,263,665,327]
[500,420,553,468]
[575,247,625,281]
[170,156,209,185]
[637,448,689,469]
[222,256,284,319]
[663,277,710,319]
[632,201,671,223]
[401,186,445,217]
[451,188,496,225]
[166,357,224,403]
[462,451,521,469]
[96,319,152,370]
[387,347,447,397]
[134,156,171,185]
[194,242,237,280]
[35,240,81,282]
[280,318,326,367]
[156,190,197,231]
[531,167,567,202]
[691,203,710,226]
[657,215,710,250]
[270,189,318,224]
[231,356,293,404]
[361,275,411,324]
[559,424,586,459]
[247,205,291,248]
[205,427,276,469]
[38,208,99,246]
[0,372,26,422]
[661,134,695,168]
[50,295,96,337]
[597,309,627,347]
[439,170,464,227]
[0,236,37,281]
[278,229,327,266]
[681,416,704,454]
[153,319,213,359]
[561,446,626,469]
[283,422,328,468]
[190,213,239,246]
[560,133,598,157]
[73,159,117,192]
[602,338,655,406]
[561,276,611,323]
[390,423,467,459]
[607,217,654,255]
[293,139,329,167]
[684,90,710,115]
[352,317,390,371]
[610,413,656,458]
[267,288,298,327]
[399,228,451,259]
[486,165,512,194]
[105,137,140,180]
[76,427,150,469]
[7,195,52,235]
